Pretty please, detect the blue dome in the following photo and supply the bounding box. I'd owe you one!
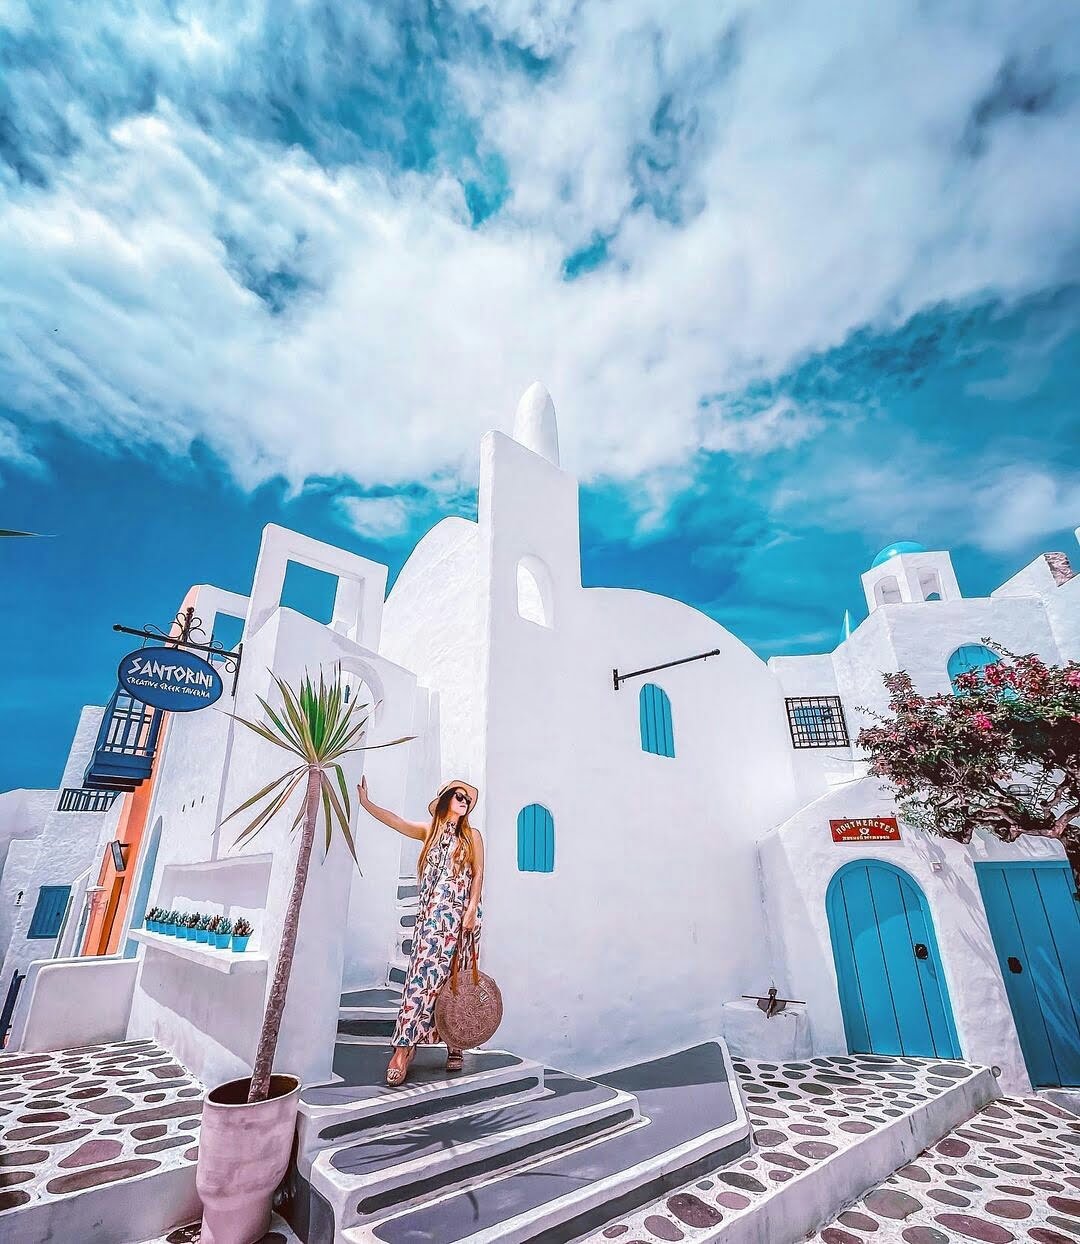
[871,540,926,568]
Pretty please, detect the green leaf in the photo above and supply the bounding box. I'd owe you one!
[221,766,303,825]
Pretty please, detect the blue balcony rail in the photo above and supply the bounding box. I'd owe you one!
[58,787,120,812]
[83,686,162,790]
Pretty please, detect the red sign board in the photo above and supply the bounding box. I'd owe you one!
[830,816,901,844]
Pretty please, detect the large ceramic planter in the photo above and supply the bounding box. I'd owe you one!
[197,1073,301,1244]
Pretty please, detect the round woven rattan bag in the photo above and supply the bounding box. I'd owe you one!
[435,932,503,1050]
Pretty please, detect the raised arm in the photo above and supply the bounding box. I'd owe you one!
[357,776,428,841]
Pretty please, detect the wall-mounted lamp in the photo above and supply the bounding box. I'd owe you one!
[109,840,128,872]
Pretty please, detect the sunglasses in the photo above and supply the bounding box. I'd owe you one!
[450,789,471,806]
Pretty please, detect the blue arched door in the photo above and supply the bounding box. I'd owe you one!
[827,861,960,1058]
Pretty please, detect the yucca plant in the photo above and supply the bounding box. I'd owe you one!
[224,666,412,1103]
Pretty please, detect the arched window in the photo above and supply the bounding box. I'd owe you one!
[639,683,675,758]
[918,570,943,602]
[874,576,902,606]
[947,643,999,693]
[517,556,554,628]
[517,804,555,873]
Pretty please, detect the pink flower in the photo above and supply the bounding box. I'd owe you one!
[972,712,994,730]
[1066,670,1080,689]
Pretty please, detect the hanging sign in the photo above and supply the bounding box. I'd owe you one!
[830,816,901,844]
[118,648,223,712]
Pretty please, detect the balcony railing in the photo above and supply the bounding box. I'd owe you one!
[83,687,163,790]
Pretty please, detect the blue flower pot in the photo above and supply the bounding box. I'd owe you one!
[196,929,209,943]
[231,934,251,953]
[214,932,230,949]
[162,923,174,935]
[185,927,197,940]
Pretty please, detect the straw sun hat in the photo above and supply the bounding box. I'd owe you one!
[428,780,479,818]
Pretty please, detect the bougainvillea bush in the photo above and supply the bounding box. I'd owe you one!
[857,643,1080,893]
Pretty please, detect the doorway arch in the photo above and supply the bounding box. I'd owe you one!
[827,859,960,1058]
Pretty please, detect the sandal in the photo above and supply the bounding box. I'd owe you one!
[445,1050,464,1073]
[385,1049,414,1087]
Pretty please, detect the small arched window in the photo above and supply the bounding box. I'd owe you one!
[947,644,999,693]
[874,576,902,606]
[517,804,555,873]
[639,683,675,758]
[517,556,554,628]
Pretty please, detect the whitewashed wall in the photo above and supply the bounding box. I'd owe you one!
[0,788,54,960]
[456,432,802,1074]
[759,775,1068,1095]
[127,559,418,1090]
[0,708,119,984]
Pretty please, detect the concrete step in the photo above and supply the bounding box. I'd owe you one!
[294,1042,546,1177]
[338,1016,398,1043]
[315,1070,638,1232]
[342,1040,750,1244]
[339,988,401,1026]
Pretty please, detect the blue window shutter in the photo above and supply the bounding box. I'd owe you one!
[639,684,675,757]
[517,805,554,873]
[947,644,999,692]
[28,886,72,940]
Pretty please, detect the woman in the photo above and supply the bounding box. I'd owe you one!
[358,775,485,1087]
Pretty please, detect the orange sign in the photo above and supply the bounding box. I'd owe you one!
[830,816,901,844]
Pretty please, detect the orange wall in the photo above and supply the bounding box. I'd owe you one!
[82,717,169,956]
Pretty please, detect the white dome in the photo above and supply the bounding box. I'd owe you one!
[512,381,560,466]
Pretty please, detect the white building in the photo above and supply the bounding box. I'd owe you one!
[3,384,1078,1103]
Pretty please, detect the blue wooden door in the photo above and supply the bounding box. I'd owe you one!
[976,861,1080,1087]
[827,861,960,1058]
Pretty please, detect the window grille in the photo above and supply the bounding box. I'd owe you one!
[57,788,119,813]
[639,683,675,758]
[785,696,850,749]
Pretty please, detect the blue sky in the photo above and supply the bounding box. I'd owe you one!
[1,2,1078,790]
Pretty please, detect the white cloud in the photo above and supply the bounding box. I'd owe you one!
[774,456,1080,556]
[337,495,413,539]
[1,0,1078,523]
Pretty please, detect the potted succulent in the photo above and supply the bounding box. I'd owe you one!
[196,667,411,1244]
[184,912,200,941]
[213,916,233,949]
[230,916,254,953]
[196,915,212,944]
[166,910,181,936]
[145,907,159,932]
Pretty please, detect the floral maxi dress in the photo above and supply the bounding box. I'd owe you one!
[391,827,480,1047]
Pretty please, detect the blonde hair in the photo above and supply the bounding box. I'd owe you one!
[417,786,478,879]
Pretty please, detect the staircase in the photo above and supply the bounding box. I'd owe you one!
[284,986,751,1243]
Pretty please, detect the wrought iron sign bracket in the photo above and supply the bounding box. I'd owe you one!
[113,606,244,696]
[612,648,721,691]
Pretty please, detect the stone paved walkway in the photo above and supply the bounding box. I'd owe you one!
[0,1038,202,1220]
[584,1054,984,1242]
[813,1094,1080,1243]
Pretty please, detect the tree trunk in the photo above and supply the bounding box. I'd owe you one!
[1065,834,1080,903]
[247,765,321,1104]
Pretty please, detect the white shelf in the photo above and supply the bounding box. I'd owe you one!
[132,929,268,975]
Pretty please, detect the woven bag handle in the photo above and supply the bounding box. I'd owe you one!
[449,927,481,992]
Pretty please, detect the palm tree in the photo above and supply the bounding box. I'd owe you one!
[224,666,412,1103]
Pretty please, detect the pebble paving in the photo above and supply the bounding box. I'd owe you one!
[813,1094,1080,1243]
[583,1054,987,1242]
[0,1039,202,1222]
